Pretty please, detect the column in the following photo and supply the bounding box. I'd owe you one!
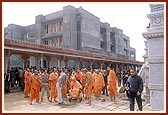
[89,60,94,71]
[77,58,81,70]
[64,60,68,68]
[46,57,51,69]
[41,58,43,69]
[59,56,66,71]
[4,50,11,73]
[35,54,40,70]
[115,62,119,72]
[57,59,61,70]
[120,63,124,71]
[22,55,30,69]
[40,54,44,69]
[142,4,164,110]
[100,61,104,70]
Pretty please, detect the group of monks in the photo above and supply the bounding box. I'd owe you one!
[23,66,117,105]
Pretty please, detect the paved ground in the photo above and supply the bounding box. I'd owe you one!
[3,90,151,113]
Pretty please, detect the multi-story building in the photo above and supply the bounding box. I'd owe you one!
[4,5,136,68]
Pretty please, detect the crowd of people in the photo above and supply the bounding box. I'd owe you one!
[4,66,143,111]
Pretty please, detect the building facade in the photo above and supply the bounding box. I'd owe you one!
[4,5,136,68]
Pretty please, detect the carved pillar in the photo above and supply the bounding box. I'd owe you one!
[34,54,40,70]
[100,61,104,70]
[121,63,124,71]
[4,50,11,73]
[57,58,61,70]
[58,56,66,71]
[64,59,68,68]
[115,62,119,72]
[22,55,30,69]
[77,58,81,70]
[89,60,94,71]
[142,4,164,110]
[40,54,44,69]
[46,56,52,69]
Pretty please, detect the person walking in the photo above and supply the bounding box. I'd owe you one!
[127,68,143,111]
[18,67,24,87]
[48,68,58,102]
[40,69,50,102]
[102,69,109,96]
[29,70,42,105]
[56,69,67,105]
[4,70,11,93]
[116,69,122,87]
[24,68,31,98]
[123,70,130,98]
[83,69,94,105]
[94,69,105,100]
[107,66,117,101]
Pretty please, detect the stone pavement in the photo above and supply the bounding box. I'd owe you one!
[3,91,151,113]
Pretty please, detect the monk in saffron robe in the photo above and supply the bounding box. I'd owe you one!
[48,68,58,102]
[92,69,97,92]
[69,77,82,99]
[24,68,31,98]
[76,70,83,85]
[94,70,105,100]
[81,69,87,97]
[83,69,94,105]
[61,82,68,99]
[107,67,117,101]
[29,70,42,105]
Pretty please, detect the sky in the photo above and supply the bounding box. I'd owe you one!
[2,2,151,62]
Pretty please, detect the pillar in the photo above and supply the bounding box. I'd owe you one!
[58,59,61,70]
[142,4,164,110]
[77,58,81,70]
[121,63,124,71]
[100,61,104,70]
[40,58,44,69]
[115,62,119,72]
[59,56,66,70]
[4,50,11,73]
[64,60,68,68]
[35,54,40,70]
[22,55,30,69]
[90,60,94,71]
[46,57,51,69]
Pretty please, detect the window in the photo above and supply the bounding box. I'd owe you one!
[111,46,113,51]
[51,23,55,33]
[100,28,103,34]
[59,21,62,32]
[124,39,128,48]
[59,37,63,47]
[53,23,56,32]
[56,22,58,32]
[111,45,115,53]
[45,24,49,34]
[44,40,48,45]
[131,54,134,57]
[100,41,104,49]
[118,38,120,44]
[27,32,35,38]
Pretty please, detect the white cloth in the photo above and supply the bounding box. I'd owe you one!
[56,82,63,103]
